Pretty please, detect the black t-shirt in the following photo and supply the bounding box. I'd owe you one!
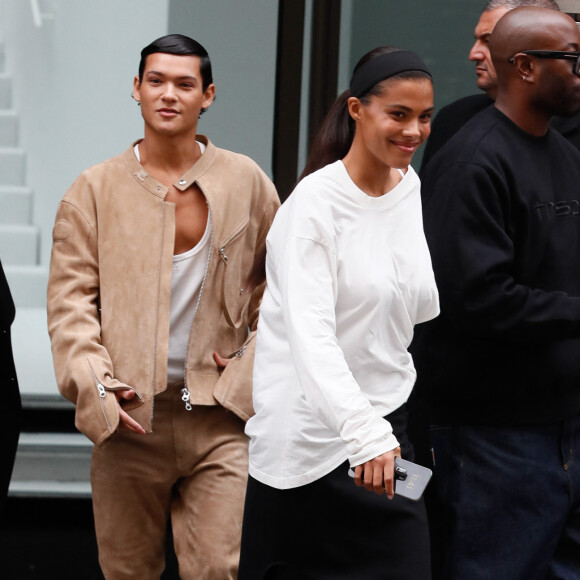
[413,106,580,425]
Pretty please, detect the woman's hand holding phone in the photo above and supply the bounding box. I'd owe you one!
[353,447,401,499]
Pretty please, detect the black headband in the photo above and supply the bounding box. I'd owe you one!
[349,50,432,98]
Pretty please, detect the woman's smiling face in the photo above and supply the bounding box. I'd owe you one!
[350,76,434,169]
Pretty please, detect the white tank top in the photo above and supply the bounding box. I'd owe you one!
[134,141,212,383]
[167,213,212,383]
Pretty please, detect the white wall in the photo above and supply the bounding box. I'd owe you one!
[4,0,170,268]
[167,0,278,177]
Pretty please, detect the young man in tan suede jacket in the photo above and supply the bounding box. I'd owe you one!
[47,34,279,579]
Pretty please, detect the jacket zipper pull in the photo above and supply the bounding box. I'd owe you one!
[219,248,228,263]
[181,386,193,411]
[98,385,106,398]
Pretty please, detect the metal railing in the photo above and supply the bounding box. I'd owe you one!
[30,0,56,28]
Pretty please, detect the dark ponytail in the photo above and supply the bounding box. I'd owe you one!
[299,90,353,180]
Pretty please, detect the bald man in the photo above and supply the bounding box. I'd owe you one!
[413,7,580,579]
[418,0,580,172]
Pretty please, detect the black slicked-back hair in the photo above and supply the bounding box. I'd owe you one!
[138,34,213,91]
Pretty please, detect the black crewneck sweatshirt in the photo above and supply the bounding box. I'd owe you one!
[413,105,580,425]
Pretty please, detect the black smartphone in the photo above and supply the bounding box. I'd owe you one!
[347,457,432,501]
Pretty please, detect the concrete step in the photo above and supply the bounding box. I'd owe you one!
[0,110,18,147]
[0,224,38,265]
[0,147,25,185]
[0,74,12,109]
[4,265,48,307]
[9,432,92,499]
[11,307,59,402]
[21,393,73,410]
[0,185,32,224]
[8,480,91,498]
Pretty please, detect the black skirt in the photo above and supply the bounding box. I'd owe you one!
[238,405,431,580]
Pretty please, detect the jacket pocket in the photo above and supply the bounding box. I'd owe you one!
[219,218,250,328]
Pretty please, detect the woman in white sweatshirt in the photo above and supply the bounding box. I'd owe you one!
[239,47,439,580]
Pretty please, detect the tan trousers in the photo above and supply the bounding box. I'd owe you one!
[91,385,249,580]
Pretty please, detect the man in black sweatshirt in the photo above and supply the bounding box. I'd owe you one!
[414,7,580,579]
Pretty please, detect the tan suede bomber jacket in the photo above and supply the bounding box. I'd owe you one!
[47,137,279,446]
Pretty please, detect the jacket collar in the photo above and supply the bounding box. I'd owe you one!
[121,135,217,199]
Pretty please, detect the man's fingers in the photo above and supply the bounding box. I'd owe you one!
[114,389,136,402]
[118,407,145,434]
[213,351,230,369]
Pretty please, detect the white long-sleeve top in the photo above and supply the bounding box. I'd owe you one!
[246,160,439,489]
